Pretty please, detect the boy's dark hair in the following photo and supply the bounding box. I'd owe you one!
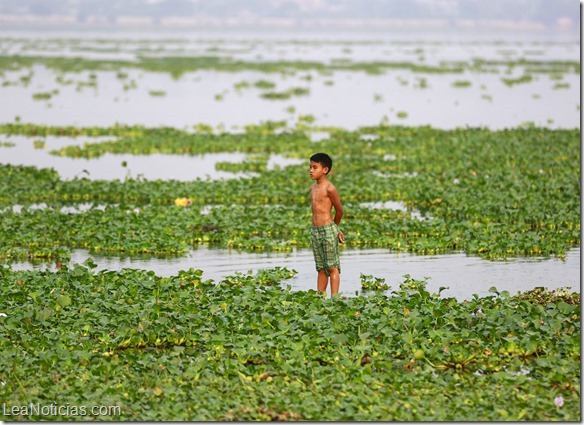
[310,153,333,174]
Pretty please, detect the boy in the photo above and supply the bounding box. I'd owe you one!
[309,153,344,296]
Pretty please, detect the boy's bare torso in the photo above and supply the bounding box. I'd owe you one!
[310,181,335,226]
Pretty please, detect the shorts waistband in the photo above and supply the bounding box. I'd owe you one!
[312,222,337,230]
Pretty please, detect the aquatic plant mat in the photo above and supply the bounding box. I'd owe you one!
[0,122,579,262]
[0,264,579,421]
[0,122,580,420]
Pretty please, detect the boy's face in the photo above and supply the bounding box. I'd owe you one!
[309,160,328,180]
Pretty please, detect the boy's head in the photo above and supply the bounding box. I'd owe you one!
[310,153,333,175]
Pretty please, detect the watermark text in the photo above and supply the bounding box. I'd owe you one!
[2,403,121,418]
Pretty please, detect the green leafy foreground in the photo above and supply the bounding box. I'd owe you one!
[0,262,579,421]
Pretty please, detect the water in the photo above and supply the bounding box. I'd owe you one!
[0,134,307,180]
[9,246,580,301]
[0,29,580,300]
[0,30,579,130]
[0,67,577,129]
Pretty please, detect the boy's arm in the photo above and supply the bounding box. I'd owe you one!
[327,184,345,243]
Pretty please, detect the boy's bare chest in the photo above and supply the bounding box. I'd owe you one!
[311,185,331,205]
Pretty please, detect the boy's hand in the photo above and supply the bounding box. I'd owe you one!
[338,230,345,244]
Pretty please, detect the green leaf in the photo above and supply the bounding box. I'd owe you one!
[57,294,72,307]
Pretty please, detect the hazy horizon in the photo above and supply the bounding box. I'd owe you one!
[0,0,579,32]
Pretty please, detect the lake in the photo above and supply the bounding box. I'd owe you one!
[0,28,580,298]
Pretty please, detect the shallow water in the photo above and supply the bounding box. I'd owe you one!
[0,66,578,130]
[0,30,579,130]
[9,246,580,301]
[0,135,306,180]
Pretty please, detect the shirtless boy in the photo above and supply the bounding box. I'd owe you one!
[309,153,344,296]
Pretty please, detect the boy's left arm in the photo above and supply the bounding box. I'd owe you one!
[328,185,345,243]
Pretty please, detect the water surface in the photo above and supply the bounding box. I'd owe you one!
[10,246,580,301]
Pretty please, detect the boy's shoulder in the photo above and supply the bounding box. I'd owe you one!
[325,181,337,191]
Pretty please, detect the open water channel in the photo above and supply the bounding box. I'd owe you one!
[9,246,580,301]
[0,28,580,299]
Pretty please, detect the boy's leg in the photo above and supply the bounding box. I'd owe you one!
[328,267,340,296]
[317,270,329,293]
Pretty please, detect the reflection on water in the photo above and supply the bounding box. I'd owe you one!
[10,246,580,301]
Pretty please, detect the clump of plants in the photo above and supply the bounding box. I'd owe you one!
[0,264,579,421]
[0,122,578,262]
[260,87,310,100]
[360,273,389,291]
[501,74,533,87]
[32,90,57,101]
[148,90,166,97]
[452,80,471,88]
[513,286,579,306]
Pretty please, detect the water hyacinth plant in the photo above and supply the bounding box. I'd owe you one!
[0,32,579,422]
[0,121,578,262]
[0,264,579,421]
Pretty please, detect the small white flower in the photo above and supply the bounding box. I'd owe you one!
[453,178,460,184]
[554,396,564,407]
[0,313,6,317]
[477,309,483,315]
[539,169,545,174]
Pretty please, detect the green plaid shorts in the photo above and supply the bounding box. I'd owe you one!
[311,222,341,276]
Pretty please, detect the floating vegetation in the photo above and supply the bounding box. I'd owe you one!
[233,80,250,90]
[32,139,45,149]
[221,266,297,286]
[254,80,276,89]
[20,72,33,86]
[148,90,167,97]
[553,82,570,90]
[396,111,408,119]
[0,265,579,420]
[452,80,472,88]
[414,77,428,89]
[501,74,533,87]
[31,91,56,101]
[481,94,493,102]
[360,273,389,290]
[2,54,577,79]
[0,122,578,262]
[123,79,138,91]
[215,159,267,173]
[260,87,310,100]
